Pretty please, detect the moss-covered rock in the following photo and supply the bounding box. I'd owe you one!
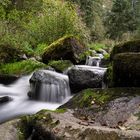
[0,60,47,75]
[113,53,140,87]
[42,35,86,64]
[110,40,140,59]
[60,88,140,109]
[0,44,22,64]
[48,60,73,73]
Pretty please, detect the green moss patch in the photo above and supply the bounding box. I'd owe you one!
[0,60,47,75]
[48,60,73,72]
[61,88,140,109]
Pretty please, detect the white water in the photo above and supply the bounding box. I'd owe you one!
[0,75,72,123]
[86,54,104,67]
[30,70,71,103]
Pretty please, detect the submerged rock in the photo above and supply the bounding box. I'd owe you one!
[0,96,12,104]
[67,65,107,92]
[42,36,86,64]
[29,70,71,102]
[0,74,19,85]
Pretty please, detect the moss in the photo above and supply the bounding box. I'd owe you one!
[111,40,140,59]
[18,109,65,139]
[113,52,140,87]
[48,60,73,72]
[18,115,34,140]
[42,35,86,64]
[0,60,47,75]
[88,43,108,51]
[61,88,140,109]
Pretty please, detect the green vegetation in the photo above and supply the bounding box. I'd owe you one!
[77,89,111,107]
[0,0,89,58]
[104,0,140,40]
[48,60,73,72]
[61,88,140,109]
[18,108,67,139]
[0,60,47,75]
[88,43,110,52]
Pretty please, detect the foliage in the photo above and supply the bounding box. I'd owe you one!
[104,0,140,40]
[67,0,105,41]
[48,60,73,72]
[0,0,90,56]
[0,60,47,75]
[34,43,48,56]
[88,43,110,52]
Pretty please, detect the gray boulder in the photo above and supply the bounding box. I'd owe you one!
[67,65,107,92]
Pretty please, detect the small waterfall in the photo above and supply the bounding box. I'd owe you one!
[85,54,107,88]
[30,70,71,103]
[86,55,102,67]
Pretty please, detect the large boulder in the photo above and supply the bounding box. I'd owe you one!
[19,109,140,140]
[113,53,140,87]
[42,36,86,64]
[110,40,140,60]
[67,65,107,93]
[29,70,71,102]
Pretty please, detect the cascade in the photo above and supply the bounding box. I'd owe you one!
[86,54,103,67]
[0,74,71,123]
[29,70,71,103]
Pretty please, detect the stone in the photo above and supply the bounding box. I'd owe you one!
[113,53,140,87]
[0,96,12,104]
[0,74,19,85]
[29,70,71,102]
[42,36,86,64]
[110,40,140,60]
[67,65,107,93]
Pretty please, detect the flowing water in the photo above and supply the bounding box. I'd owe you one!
[30,70,71,103]
[0,75,72,123]
[85,54,104,67]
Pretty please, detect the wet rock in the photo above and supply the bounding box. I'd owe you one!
[42,36,86,64]
[0,96,12,104]
[67,65,107,92]
[29,70,71,102]
[0,74,19,85]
